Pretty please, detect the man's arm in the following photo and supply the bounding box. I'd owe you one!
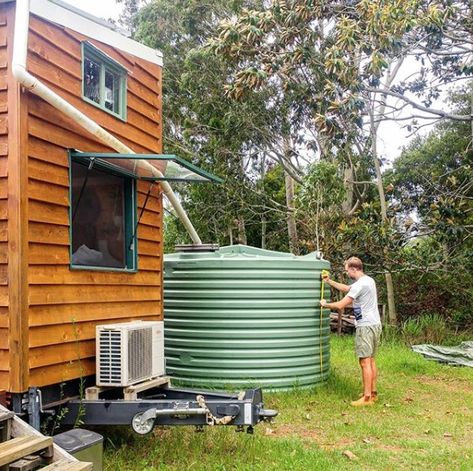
[323,275,350,293]
[320,295,353,310]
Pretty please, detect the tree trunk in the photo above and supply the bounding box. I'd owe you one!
[236,216,247,245]
[285,170,299,254]
[229,226,233,245]
[342,164,355,215]
[282,136,299,255]
[371,118,398,325]
[261,214,267,249]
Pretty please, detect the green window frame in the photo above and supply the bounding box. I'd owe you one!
[69,154,137,272]
[82,42,127,121]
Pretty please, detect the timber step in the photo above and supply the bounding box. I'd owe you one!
[41,458,93,470]
[0,435,53,467]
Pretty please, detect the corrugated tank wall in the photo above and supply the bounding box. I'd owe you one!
[163,245,330,390]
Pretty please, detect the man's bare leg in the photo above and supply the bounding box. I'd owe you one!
[360,357,373,397]
[351,358,374,406]
[370,357,377,395]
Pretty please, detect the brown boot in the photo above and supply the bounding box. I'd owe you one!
[351,395,374,407]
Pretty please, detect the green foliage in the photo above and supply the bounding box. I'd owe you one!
[402,314,449,345]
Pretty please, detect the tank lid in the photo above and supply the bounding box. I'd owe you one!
[175,244,220,253]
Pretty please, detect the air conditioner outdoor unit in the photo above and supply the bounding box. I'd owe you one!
[96,321,165,387]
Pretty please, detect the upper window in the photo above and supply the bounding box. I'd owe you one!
[82,42,127,120]
[70,159,136,271]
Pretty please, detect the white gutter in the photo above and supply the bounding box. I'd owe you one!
[12,0,202,245]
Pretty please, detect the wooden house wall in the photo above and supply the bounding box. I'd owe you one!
[20,15,164,390]
[0,4,9,390]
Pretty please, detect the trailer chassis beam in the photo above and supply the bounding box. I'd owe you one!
[60,387,277,434]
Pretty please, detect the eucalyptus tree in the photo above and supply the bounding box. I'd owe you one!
[120,0,304,250]
[211,0,472,323]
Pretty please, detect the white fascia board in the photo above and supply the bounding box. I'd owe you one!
[29,0,163,66]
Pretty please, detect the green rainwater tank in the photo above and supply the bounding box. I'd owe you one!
[164,245,330,390]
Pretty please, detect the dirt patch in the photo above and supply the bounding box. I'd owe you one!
[269,424,358,450]
[415,375,473,394]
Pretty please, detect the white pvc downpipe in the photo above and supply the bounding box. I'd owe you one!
[12,0,202,245]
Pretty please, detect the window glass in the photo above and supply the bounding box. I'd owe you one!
[104,69,120,114]
[84,57,101,104]
[71,161,134,269]
[82,43,127,120]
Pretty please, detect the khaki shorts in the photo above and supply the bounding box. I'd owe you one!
[355,324,382,358]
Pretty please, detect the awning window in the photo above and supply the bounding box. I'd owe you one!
[69,151,223,183]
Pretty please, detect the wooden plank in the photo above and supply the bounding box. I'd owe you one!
[0,157,6,177]
[0,177,6,198]
[0,265,6,286]
[0,307,7,328]
[0,436,53,467]
[138,255,161,271]
[28,222,69,246]
[7,4,29,392]
[0,328,7,349]
[28,178,69,207]
[28,158,69,187]
[29,243,69,265]
[0,89,7,115]
[0,220,7,240]
[29,301,161,327]
[29,340,95,368]
[28,201,68,225]
[2,404,77,463]
[29,358,95,386]
[28,88,161,152]
[64,29,135,70]
[0,285,7,306]
[29,110,157,156]
[137,224,161,243]
[29,320,141,348]
[124,376,170,401]
[29,284,161,305]
[41,459,93,471]
[28,264,160,285]
[0,199,7,220]
[28,51,81,96]
[0,348,8,368]
[137,240,161,257]
[0,114,7,135]
[0,242,7,263]
[28,29,81,80]
[29,136,69,168]
[29,16,81,64]
[0,372,8,388]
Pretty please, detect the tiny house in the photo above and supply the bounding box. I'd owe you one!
[0,0,207,401]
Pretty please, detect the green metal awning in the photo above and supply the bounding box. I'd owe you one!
[70,151,223,183]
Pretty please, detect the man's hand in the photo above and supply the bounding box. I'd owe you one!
[320,299,328,307]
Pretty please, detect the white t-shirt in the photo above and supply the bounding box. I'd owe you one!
[347,275,381,327]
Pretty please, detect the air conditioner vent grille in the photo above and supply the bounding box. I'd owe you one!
[96,321,165,387]
[128,327,153,383]
[98,330,122,385]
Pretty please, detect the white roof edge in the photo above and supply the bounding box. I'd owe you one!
[9,0,163,66]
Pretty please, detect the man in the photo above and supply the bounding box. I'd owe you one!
[320,257,382,406]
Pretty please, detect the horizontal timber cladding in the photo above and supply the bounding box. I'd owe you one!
[25,15,164,387]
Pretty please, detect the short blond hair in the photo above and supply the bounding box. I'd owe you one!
[345,256,363,271]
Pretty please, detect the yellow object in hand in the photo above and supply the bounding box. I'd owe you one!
[321,269,330,279]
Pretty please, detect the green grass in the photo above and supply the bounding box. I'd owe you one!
[103,335,473,470]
